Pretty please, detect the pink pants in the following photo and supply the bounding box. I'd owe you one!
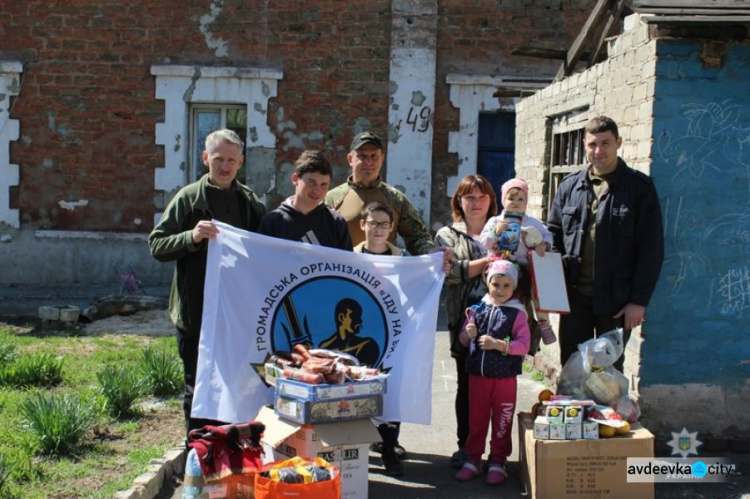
[465,374,517,463]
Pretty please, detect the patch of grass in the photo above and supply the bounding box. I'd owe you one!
[139,346,182,396]
[0,453,16,498]
[117,421,140,434]
[97,365,147,419]
[21,392,100,455]
[0,323,183,497]
[0,342,17,365]
[0,352,64,388]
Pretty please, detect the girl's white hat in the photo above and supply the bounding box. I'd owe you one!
[486,259,518,288]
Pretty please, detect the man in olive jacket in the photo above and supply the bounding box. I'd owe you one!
[325,132,435,256]
[149,129,266,435]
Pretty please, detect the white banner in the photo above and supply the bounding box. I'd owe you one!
[191,221,445,425]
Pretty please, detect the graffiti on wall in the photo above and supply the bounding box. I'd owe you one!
[657,100,750,315]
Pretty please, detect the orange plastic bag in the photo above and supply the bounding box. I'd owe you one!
[254,456,341,499]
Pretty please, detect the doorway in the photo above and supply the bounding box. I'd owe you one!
[477,112,516,204]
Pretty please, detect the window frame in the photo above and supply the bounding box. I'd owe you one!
[546,112,589,218]
[189,104,248,184]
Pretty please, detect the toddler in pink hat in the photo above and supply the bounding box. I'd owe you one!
[479,178,556,349]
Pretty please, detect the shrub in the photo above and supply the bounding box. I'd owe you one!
[21,393,99,455]
[0,353,64,388]
[97,365,147,418]
[138,347,182,397]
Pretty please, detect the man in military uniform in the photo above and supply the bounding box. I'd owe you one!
[325,132,435,256]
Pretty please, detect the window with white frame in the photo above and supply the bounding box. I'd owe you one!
[0,61,22,229]
[150,65,282,225]
[190,105,248,183]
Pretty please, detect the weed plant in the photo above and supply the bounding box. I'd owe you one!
[97,365,146,418]
[0,454,14,497]
[0,342,16,365]
[138,347,182,397]
[21,392,99,455]
[0,353,64,388]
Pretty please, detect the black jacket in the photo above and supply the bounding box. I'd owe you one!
[547,158,664,315]
[259,197,353,251]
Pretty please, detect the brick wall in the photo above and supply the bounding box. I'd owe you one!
[1,0,593,232]
[431,0,594,225]
[515,15,658,374]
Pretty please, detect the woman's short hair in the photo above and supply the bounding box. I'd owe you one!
[450,174,498,223]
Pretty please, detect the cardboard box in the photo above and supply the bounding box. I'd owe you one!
[545,405,565,424]
[276,376,386,401]
[518,412,654,499]
[534,416,550,439]
[583,420,599,439]
[564,405,583,424]
[565,423,582,440]
[275,394,383,424]
[257,407,379,499]
[549,423,566,440]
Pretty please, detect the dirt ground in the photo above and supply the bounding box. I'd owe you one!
[83,309,174,336]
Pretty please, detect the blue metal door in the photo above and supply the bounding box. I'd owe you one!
[477,112,516,204]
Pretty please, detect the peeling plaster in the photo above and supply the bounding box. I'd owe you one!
[253,102,266,115]
[183,69,200,102]
[199,1,229,58]
[281,130,325,151]
[249,126,259,144]
[174,134,181,152]
[133,218,142,226]
[43,158,54,169]
[8,76,20,94]
[262,81,270,97]
[352,117,373,135]
[411,91,426,106]
[58,199,89,211]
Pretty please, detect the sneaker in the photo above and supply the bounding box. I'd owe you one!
[486,463,507,485]
[450,447,467,469]
[455,460,481,481]
[381,451,404,476]
[536,320,557,345]
[371,442,407,459]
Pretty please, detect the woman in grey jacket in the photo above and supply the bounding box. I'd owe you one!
[435,174,497,469]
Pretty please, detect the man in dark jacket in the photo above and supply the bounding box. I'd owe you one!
[149,129,266,435]
[547,116,664,370]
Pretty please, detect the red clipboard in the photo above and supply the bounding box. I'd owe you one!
[528,250,570,314]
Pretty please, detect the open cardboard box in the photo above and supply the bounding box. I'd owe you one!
[256,406,380,499]
[518,412,655,499]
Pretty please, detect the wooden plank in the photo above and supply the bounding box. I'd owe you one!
[631,0,750,7]
[636,7,750,14]
[512,47,569,60]
[640,14,750,22]
[555,0,612,81]
[589,0,628,67]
